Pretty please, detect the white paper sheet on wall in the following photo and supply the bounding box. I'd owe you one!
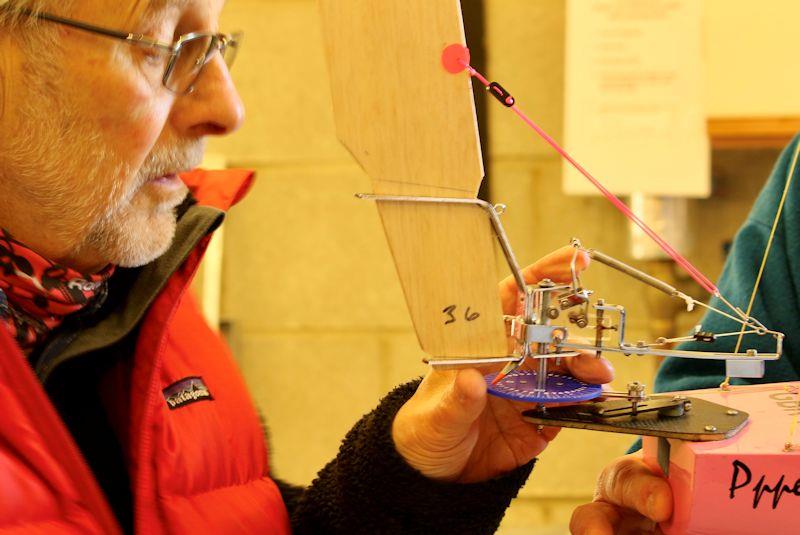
[563,0,710,197]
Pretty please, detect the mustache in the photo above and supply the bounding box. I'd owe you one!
[98,140,205,216]
[137,141,206,184]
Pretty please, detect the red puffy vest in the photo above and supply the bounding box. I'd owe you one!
[0,170,291,534]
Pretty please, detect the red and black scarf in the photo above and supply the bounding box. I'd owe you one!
[0,229,114,354]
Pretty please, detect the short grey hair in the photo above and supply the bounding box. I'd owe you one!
[0,0,77,54]
[0,1,41,24]
[0,0,70,115]
[0,1,72,27]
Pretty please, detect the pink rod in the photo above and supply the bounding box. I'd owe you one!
[462,61,717,296]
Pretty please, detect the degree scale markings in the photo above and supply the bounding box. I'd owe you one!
[486,370,603,403]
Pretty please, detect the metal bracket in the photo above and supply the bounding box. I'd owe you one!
[357,193,784,377]
[356,194,529,295]
[657,437,671,477]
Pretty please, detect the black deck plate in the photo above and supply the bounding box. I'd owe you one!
[522,396,749,441]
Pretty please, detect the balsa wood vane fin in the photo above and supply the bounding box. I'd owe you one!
[319,0,508,359]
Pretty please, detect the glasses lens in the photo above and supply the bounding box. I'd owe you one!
[221,33,242,71]
[164,34,214,93]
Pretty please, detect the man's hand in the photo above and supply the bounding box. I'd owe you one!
[570,454,673,535]
[392,246,614,483]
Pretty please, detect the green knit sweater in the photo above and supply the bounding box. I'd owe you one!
[655,135,800,393]
[628,136,800,455]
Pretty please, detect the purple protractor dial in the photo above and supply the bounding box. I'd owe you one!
[485,369,603,403]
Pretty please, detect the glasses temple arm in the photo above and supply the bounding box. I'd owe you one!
[24,9,174,51]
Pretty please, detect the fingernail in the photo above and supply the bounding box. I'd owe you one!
[646,491,661,520]
[645,492,656,518]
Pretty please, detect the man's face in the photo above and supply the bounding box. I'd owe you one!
[0,0,243,271]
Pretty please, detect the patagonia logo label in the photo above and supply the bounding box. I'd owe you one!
[163,377,213,410]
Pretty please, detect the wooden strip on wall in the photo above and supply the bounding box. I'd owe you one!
[708,117,800,150]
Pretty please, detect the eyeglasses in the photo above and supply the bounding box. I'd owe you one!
[14,9,241,94]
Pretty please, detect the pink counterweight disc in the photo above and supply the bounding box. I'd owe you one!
[441,43,470,74]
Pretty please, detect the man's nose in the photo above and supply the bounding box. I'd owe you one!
[170,54,245,137]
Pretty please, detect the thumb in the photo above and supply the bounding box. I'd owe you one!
[393,369,488,481]
[428,369,488,440]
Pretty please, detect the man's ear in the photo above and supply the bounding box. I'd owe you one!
[0,64,5,120]
[0,49,7,121]
[0,31,8,121]
[0,33,14,122]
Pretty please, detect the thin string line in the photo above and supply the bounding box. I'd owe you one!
[455,55,789,381]
[652,329,761,345]
[695,301,758,330]
[462,62,717,296]
[721,142,800,389]
[786,385,800,452]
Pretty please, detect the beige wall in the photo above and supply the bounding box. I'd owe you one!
[705,0,800,117]
[208,1,784,532]
[211,0,426,489]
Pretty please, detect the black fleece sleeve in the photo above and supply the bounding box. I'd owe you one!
[278,379,534,534]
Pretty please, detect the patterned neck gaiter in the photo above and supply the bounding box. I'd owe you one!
[0,229,115,354]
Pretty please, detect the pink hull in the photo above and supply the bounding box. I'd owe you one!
[643,382,800,534]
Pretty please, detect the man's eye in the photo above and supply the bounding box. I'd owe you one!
[141,48,166,66]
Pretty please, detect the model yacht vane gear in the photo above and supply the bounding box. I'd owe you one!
[319,0,784,435]
[319,3,798,531]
